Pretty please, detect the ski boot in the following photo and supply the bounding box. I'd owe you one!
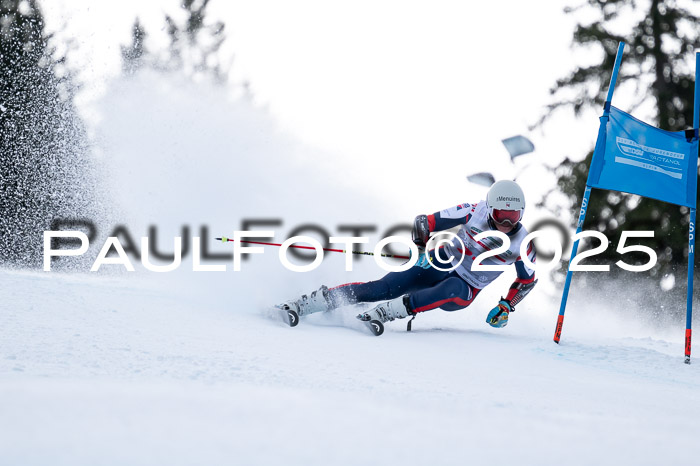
[277,285,333,327]
[356,296,413,336]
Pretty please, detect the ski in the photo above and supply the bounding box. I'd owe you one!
[275,304,299,327]
[356,313,384,336]
[367,320,384,336]
[274,302,384,336]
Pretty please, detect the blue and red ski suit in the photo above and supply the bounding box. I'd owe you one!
[328,201,537,313]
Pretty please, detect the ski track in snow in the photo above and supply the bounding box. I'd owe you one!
[1,268,699,466]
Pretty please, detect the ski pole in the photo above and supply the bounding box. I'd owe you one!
[215,237,410,260]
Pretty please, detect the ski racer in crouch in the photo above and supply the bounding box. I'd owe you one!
[278,180,538,335]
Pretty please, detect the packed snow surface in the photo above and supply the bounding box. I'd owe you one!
[1,267,699,466]
[2,73,699,465]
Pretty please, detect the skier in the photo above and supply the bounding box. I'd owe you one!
[278,180,537,335]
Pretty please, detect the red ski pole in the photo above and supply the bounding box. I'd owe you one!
[215,237,410,260]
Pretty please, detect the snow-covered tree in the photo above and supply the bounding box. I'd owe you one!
[0,0,100,267]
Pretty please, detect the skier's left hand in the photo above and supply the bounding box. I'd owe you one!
[486,299,512,328]
[415,252,432,269]
[410,247,432,269]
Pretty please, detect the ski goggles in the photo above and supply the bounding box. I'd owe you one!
[491,208,522,225]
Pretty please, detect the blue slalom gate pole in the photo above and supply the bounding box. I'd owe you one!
[554,186,591,342]
[554,42,625,344]
[604,43,626,111]
[685,51,700,364]
[687,208,696,363]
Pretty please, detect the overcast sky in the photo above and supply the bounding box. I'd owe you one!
[40,1,660,218]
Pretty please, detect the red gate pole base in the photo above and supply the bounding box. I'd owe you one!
[553,315,565,344]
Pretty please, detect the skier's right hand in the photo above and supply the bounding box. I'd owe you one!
[412,214,431,247]
[486,299,512,328]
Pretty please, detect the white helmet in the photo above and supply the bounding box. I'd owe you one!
[486,180,525,226]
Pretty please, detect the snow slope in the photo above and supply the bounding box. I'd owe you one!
[2,73,699,465]
[2,268,699,466]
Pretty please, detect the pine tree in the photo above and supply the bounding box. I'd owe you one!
[541,0,700,283]
[123,0,230,84]
[121,19,147,76]
[0,0,99,267]
[167,0,227,83]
